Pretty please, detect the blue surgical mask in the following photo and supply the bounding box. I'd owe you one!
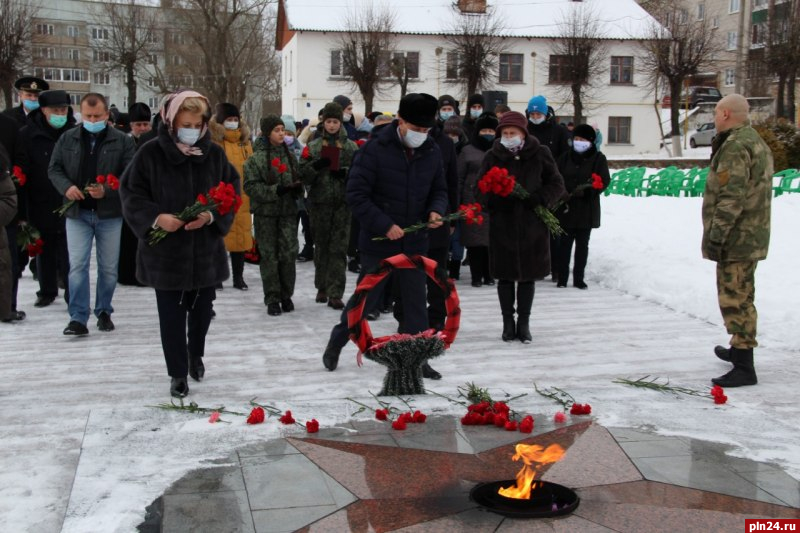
[573,140,592,153]
[23,100,40,111]
[481,134,495,143]
[82,119,107,134]
[470,108,482,119]
[48,114,68,129]
[500,136,523,150]
[529,116,545,126]
[177,127,201,145]
[403,128,428,148]
[439,110,454,121]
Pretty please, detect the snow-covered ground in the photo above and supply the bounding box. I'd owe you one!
[0,191,797,532]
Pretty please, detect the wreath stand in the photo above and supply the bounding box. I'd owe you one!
[346,254,461,396]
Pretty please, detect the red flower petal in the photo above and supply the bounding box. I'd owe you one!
[391,418,407,430]
[306,419,319,433]
[412,410,427,423]
[246,407,265,424]
[504,420,518,431]
[375,408,388,421]
[279,410,296,424]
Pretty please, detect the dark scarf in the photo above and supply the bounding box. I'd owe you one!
[710,129,731,162]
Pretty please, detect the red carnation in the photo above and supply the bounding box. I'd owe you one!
[12,165,26,186]
[591,172,604,190]
[375,408,389,421]
[554,412,567,423]
[399,412,413,424]
[278,163,287,173]
[468,401,491,415]
[301,146,311,159]
[570,403,592,415]
[493,402,510,415]
[493,414,507,428]
[391,418,407,430]
[107,174,120,190]
[279,410,295,424]
[271,157,281,168]
[483,411,495,424]
[504,420,518,431]
[714,394,728,405]
[246,406,265,425]
[412,410,427,423]
[519,415,534,433]
[306,419,319,433]
[95,174,106,185]
[197,194,208,205]
[356,138,367,147]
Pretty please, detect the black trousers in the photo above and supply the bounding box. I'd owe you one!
[424,245,448,329]
[5,226,20,310]
[155,287,215,378]
[556,228,591,285]
[37,229,69,299]
[466,246,490,283]
[328,253,427,350]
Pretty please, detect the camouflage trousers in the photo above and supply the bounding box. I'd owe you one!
[254,215,298,305]
[716,261,758,348]
[309,203,350,299]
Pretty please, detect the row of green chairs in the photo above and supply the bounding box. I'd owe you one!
[606,167,799,197]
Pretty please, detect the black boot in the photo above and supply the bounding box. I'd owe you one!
[447,259,461,280]
[323,342,341,371]
[712,347,757,387]
[189,356,205,382]
[231,252,248,290]
[421,362,442,380]
[714,345,731,362]
[497,281,516,342]
[516,282,534,344]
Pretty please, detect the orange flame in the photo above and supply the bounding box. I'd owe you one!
[497,443,565,499]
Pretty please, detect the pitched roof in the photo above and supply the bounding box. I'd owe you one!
[281,0,659,40]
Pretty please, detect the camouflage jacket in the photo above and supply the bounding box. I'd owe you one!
[243,137,301,217]
[297,128,359,206]
[702,124,773,262]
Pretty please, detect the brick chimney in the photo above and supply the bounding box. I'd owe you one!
[457,0,487,14]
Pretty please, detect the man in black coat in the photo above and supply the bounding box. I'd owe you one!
[16,90,76,309]
[322,93,448,372]
[3,77,49,128]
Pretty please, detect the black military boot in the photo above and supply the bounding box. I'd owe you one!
[712,347,757,387]
[497,281,516,342]
[516,282,534,344]
[231,252,248,290]
[714,345,732,362]
[323,342,341,371]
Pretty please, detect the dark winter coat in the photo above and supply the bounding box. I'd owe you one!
[0,160,17,320]
[16,110,77,231]
[243,137,301,217]
[2,106,28,128]
[119,123,238,290]
[347,119,448,258]
[0,112,23,225]
[555,146,610,229]
[49,124,136,219]
[457,141,491,248]
[527,118,571,161]
[428,125,459,250]
[476,135,565,281]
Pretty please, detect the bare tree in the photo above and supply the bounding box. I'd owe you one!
[388,53,416,99]
[640,0,721,156]
[549,1,608,124]
[91,0,161,106]
[443,2,509,99]
[0,0,37,110]
[764,0,800,121]
[166,0,276,108]
[335,3,397,114]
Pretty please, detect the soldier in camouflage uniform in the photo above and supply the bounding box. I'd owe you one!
[702,94,773,387]
[298,102,359,309]
[243,115,303,316]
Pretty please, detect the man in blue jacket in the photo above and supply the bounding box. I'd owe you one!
[322,93,448,371]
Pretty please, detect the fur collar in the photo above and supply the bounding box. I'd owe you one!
[209,116,251,144]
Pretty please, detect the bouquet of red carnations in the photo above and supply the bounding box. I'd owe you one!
[477,166,564,236]
[552,172,606,213]
[148,182,241,245]
[54,174,120,216]
[16,221,43,257]
[372,202,483,240]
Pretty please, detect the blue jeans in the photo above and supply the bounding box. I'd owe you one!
[65,211,122,325]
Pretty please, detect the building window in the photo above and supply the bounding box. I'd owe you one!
[729,0,740,13]
[697,3,705,20]
[402,51,420,79]
[548,55,572,84]
[36,24,54,36]
[752,23,766,46]
[446,52,461,79]
[753,0,767,7]
[724,68,735,86]
[92,28,110,40]
[330,50,346,77]
[67,49,80,61]
[147,77,156,88]
[678,8,688,24]
[379,51,420,80]
[62,69,89,82]
[146,32,158,44]
[171,33,185,45]
[93,50,111,62]
[35,47,56,59]
[148,96,159,109]
[172,55,184,66]
[608,117,631,144]
[499,53,523,83]
[711,16,719,28]
[610,56,633,84]
[93,72,110,85]
[727,31,737,50]
[67,26,79,38]
[69,94,81,106]
[147,54,158,65]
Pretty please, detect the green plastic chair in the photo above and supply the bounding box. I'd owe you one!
[773,169,799,197]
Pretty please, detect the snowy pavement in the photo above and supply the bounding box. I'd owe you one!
[1,193,798,532]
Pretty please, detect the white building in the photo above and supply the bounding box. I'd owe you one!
[276,0,668,155]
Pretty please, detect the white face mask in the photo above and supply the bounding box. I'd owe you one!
[573,140,592,153]
[500,136,523,150]
[403,128,428,148]
[223,120,239,130]
[529,116,545,126]
[177,127,201,145]
[470,108,482,119]
[283,135,294,145]
[439,110,454,121]
[343,112,352,122]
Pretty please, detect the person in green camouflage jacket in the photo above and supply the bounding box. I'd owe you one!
[702,94,773,388]
[243,115,303,316]
[297,102,359,309]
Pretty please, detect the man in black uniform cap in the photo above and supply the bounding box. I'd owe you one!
[4,76,50,127]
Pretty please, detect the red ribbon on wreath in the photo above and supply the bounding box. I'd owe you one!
[345,254,461,366]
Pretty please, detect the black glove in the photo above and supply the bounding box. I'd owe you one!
[330,169,347,180]
[312,157,331,170]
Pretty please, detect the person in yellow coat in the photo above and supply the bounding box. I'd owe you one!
[210,103,253,290]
